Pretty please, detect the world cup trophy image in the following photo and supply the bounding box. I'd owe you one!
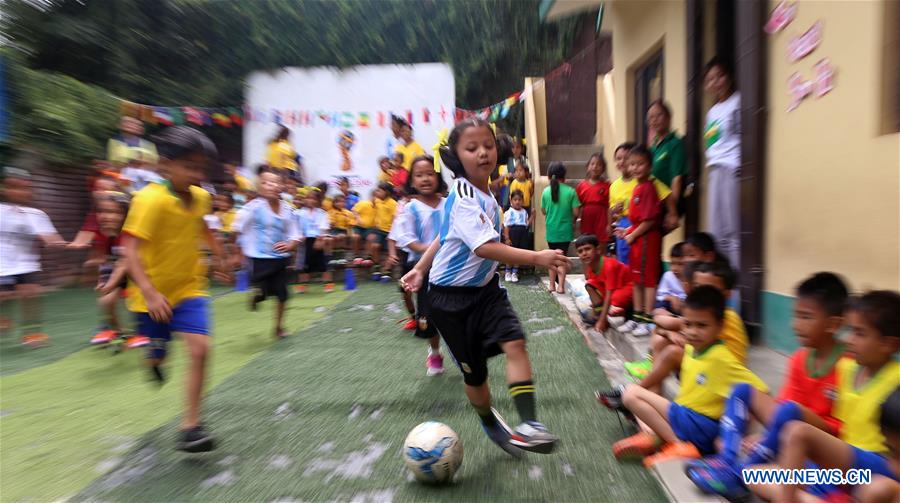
[338,130,355,171]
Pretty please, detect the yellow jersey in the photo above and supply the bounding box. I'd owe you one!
[322,198,333,212]
[722,309,750,363]
[352,200,376,229]
[266,140,297,171]
[217,208,237,233]
[374,197,398,232]
[509,179,534,208]
[675,342,768,419]
[235,174,254,192]
[123,183,211,312]
[608,177,671,217]
[834,359,900,453]
[329,208,355,231]
[394,141,426,171]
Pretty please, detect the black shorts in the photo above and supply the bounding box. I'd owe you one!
[428,274,525,385]
[547,241,570,253]
[507,225,530,250]
[250,257,291,302]
[0,273,38,291]
[304,238,327,274]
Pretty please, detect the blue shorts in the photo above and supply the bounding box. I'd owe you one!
[805,449,897,501]
[136,297,211,340]
[668,403,720,454]
[615,217,631,265]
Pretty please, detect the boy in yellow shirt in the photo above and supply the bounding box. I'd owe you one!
[328,194,355,252]
[394,123,426,171]
[749,290,899,502]
[610,286,767,467]
[122,126,229,453]
[369,182,398,271]
[352,194,376,260]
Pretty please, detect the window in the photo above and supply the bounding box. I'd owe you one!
[633,49,664,143]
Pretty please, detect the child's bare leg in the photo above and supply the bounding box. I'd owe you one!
[643,287,656,316]
[465,382,491,414]
[585,285,603,308]
[639,344,684,394]
[500,339,532,383]
[18,283,42,334]
[99,290,121,331]
[621,383,678,443]
[633,285,645,314]
[403,291,415,315]
[548,267,558,292]
[275,301,286,332]
[649,331,671,355]
[351,234,360,256]
[180,331,210,429]
[857,476,900,503]
[774,421,855,502]
[428,336,440,352]
[556,267,567,294]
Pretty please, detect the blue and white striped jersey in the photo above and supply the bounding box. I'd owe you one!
[233,198,301,259]
[504,207,528,227]
[430,178,501,287]
[295,207,330,238]
[392,197,446,263]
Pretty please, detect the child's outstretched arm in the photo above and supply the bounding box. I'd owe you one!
[99,260,128,294]
[400,237,440,292]
[474,241,569,271]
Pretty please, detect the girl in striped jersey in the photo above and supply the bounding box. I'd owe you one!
[400,119,570,456]
[389,155,448,376]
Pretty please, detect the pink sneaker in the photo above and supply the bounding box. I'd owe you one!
[426,353,444,376]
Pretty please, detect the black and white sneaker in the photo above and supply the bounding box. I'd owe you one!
[177,425,215,453]
[595,385,627,412]
[510,421,559,454]
[481,408,523,458]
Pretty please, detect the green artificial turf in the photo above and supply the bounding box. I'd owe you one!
[67,280,666,503]
[0,287,348,502]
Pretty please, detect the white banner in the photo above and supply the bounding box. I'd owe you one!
[243,63,455,196]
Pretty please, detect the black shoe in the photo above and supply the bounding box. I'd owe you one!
[178,425,215,453]
[481,408,523,459]
[595,386,627,412]
[150,365,165,385]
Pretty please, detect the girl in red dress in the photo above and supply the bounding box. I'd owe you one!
[576,152,611,244]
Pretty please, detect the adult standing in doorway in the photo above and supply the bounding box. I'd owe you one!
[647,100,686,233]
[267,125,298,176]
[703,57,741,270]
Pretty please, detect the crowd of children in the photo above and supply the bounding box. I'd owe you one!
[2,110,897,501]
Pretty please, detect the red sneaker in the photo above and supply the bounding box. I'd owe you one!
[91,329,118,345]
[612,432,661,461]
[21,333,49,347]
[125,335,150,349]
[643,441,701,467]
[403,318,418,330]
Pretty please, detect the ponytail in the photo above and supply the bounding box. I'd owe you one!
[548,162,566,203]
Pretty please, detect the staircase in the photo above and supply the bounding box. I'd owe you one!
[537,144,604,182]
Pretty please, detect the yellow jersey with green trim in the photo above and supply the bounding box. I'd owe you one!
[675,342,769,419]
[608,177,671,217]
[353,201,376,229]
[834,359,900,453]
[722,309,750,363]
[123,183,211,312]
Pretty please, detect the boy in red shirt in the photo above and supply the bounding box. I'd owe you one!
[685,272,850,500]
[575,234,633,332]
[619,145,662,337]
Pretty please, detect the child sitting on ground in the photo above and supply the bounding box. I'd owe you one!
[746,290,899,502]
[610,286,768,468]
[352,192,376,261]
[597,260,748,401]
[685,272,851,500]
[370,182,398,273]
[574,234,633,333]
[622,242,688,379]
[502,190,533,283]
[328,194,355,254]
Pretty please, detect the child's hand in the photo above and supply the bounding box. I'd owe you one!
[387,254,399,266]
[664,213,680,232]
[742,433,763,455]
[504,237,512,246]
[613,228,627,239]
[146,290,173,323]
[624,233,635,245]
[533,249,569,273]
[400,268,424,292]
[67,242,91,250]
[273,241,292,253]
[670,332,687,347]
[594,317,609,332]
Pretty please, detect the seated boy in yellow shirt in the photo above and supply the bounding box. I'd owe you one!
[328,194,355,251]
[608,286,767,468]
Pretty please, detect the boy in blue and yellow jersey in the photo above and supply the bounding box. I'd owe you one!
[123,126,229,454]
[610,286,768,468]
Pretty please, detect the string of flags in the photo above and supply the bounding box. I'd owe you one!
[118,88,533,129]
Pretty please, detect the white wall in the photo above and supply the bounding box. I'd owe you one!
[244,63,455,196]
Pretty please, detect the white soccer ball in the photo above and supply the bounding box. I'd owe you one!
[402,421,463,484]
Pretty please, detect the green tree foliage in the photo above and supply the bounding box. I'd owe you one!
[4,0,580,163]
